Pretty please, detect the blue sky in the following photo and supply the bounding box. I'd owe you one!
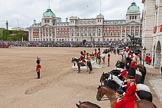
[0,0,143,29]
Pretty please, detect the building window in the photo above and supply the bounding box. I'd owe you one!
[135,16,137,19]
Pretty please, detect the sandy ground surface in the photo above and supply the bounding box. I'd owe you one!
[0,47,161,108]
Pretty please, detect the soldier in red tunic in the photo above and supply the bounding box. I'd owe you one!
[36,57,41,79]
[114,76,136,108]
[130,60,137,69]
[145,53,151,65]
[94,49,97,57]
[107,54,110,67]
[77,51,86,73]
[97,48,101,64]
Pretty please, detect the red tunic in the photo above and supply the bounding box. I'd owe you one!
[114,83,136,108]
[120,69,128,80]
[36,64,41,72]
[145,55,151,64]
[86,55,90,60]
[80,55,85,60]
[125,48,130,53]
[94,51,97,57]
[97,51,101,55]
[130,61,137,69]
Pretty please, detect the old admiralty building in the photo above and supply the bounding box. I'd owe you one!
[28,2,142,42]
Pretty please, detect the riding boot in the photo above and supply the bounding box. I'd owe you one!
[78,69,80,73]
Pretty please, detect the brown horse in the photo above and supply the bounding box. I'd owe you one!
[96,85,157,108]
[76,101,101,108]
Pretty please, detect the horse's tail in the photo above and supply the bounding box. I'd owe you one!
[76,103,79,108]
[87,61,92,71]
[153,103,157,108]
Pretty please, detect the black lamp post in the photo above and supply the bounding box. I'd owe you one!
[142,47,146,66]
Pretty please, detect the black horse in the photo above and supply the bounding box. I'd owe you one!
[115,60,145,84]
[102,49,110,54]
[137,64,147,83]
[103,79,120,91]
[136,90,153,102]
[99,72,152,102]
[100,72,122,91]
[71,57,92,74]
[96,54,105,64]
[103,80,152,102]
[115,60,125,69]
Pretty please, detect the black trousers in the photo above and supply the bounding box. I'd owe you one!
[37,71,40,79]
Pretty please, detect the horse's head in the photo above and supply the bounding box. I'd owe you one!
[96,85,116,101]
[115,60,125,69]
[96,85,106,101]
[110,70,121,76]
[71,57,79,63]
[126,57,132,65]
[100,72,110,83]
[115,60,120,68]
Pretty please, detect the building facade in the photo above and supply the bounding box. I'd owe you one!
[28,2,142,43]
[142,0,162,70]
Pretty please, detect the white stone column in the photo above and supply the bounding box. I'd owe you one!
[125,26,127,42]
[54,27,57,42]
[31,29,33,41]
[134,26,135,36]
[96,27,98,37]
[158,4,162,33]
[139,26,140,36]
[125,26,127,37]
[48,28,50,41]
[28,29,31,41]
[130,26,131,35]
[120,26,122,40]
[74,27,76,41]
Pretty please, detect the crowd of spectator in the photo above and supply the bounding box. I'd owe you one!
[0,40,128,48]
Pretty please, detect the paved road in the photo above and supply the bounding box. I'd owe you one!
[144,63,162,107]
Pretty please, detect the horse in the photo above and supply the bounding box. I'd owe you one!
[137,64,146,83]
[109,69,121,76]
[76,101,101,108]
[136,90,152,102]
[100,71,142,86]
[71,57,92,74]
[103,79,120,91]
[115,60,146,84]
[96,54,106,64]
[99,73,152,102]
[120,57,146,83]
[115,60,125,69]
[96,85,157,108]
[100,72,123,86]
[102,49,110,54]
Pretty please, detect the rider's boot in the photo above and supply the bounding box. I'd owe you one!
[78,69,80,73]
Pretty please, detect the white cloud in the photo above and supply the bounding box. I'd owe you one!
[0,0,143,29]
